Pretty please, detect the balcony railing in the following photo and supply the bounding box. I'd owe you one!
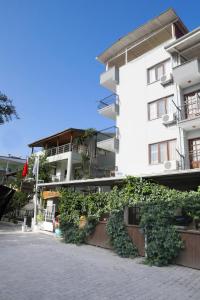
[97,94,119,120]
[189,149,200,169]
[97,126,119,153]
[176,100,200,131]
[46,143,86,157]
[97,94,118,109]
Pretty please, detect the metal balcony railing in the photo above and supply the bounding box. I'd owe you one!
[177,103,200,121]
[96,126,119,142]
[97,94,118,110]
[46,143,86,157]
[189,149,200,162]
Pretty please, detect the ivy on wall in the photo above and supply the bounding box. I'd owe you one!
[59,177,200,266]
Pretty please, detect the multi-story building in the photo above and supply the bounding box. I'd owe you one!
[97,8,200,189]
[0,155,26,184]
[29,128,115,183]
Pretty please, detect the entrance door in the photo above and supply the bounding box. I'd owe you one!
[189,138,200,169]
[185,90,200,119]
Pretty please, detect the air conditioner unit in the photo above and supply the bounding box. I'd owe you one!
[163,160,179,171]
[162,113,176,125]
[160,73,173,86]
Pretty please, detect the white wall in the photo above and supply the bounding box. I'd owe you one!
[115,40,180,176]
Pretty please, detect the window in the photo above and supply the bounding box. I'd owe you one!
[128,206,140,225]
[147,59,171,84]
[149,139,176,164]
[148,95,174,120]
[184,90,200,119]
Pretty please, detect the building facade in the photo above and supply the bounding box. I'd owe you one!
[29,128,115,183]
[0,155,26,184]
[97,9,200,181]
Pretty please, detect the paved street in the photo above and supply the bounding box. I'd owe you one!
[0,222,199,300]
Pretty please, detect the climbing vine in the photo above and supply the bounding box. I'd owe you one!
[106,211,138,257]
[59,177,200,266]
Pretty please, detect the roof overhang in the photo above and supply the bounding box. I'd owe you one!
[97,8,188,64]
[37,168,200,191]
[0,156,26,164]
[165,27,200,59]
[28,128,85,148]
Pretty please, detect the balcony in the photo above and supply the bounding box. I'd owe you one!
[46,143,87,157]
[97,94,119,120]
[97,127,119,153]
[100,66,119,92]
[173,58,200,88]
[177,101,200,131]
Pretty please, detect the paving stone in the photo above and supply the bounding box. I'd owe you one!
[0,222,199,300]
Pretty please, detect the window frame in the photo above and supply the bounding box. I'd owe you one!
[149,139,177,165]
[147,59,171,85]
[148,95,173,121]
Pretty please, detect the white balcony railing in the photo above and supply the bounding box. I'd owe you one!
[46,143,86,157]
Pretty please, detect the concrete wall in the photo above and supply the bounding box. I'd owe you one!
[115,40,181,176]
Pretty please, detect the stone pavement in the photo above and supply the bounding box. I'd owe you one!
[0,222,199,300]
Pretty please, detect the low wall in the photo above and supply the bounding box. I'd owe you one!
[87,222,111,249]
[126,225,145,256]
[175,230,200,270]
[87,222,200,270]
[87,222,145,256]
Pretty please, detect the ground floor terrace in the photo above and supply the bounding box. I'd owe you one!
[0,222,200,300]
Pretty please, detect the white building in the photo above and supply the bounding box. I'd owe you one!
[97,8,200,189]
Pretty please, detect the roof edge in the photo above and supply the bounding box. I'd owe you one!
[97,8,188,64]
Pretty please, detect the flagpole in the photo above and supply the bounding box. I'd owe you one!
[33,156,40,228]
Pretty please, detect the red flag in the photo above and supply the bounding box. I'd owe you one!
[22,160,28,177]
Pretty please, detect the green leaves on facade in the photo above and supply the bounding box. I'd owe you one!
[59,177,200,266]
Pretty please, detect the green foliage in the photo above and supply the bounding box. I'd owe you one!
[28,153,51,182]
[59,188,138,255]
[106,211,138,258]
[61,217,98,245]
[4,191,28,213]
[58,176,200,266]
[37,213,45,222]
[0,92,18,124]
[7,169,23,190]
[59,190,104,244]
[145,225,183,266]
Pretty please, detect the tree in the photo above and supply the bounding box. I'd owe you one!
[28,154,51,182]
[0,92,18,124]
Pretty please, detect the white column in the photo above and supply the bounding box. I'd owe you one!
[66,153,72,181]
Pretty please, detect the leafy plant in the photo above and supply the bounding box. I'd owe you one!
[58,176,200,266]
[106,211,138,258]
[0,92,18,124]
[28,153,51,182]
[4,191,28,214]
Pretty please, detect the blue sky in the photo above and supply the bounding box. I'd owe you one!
[0,0,199,158]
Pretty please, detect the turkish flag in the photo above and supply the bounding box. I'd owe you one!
[22,161,28,177]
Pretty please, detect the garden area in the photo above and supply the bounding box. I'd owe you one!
[58,177,200,268]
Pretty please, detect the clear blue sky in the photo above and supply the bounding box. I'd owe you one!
[0,0,199,158]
